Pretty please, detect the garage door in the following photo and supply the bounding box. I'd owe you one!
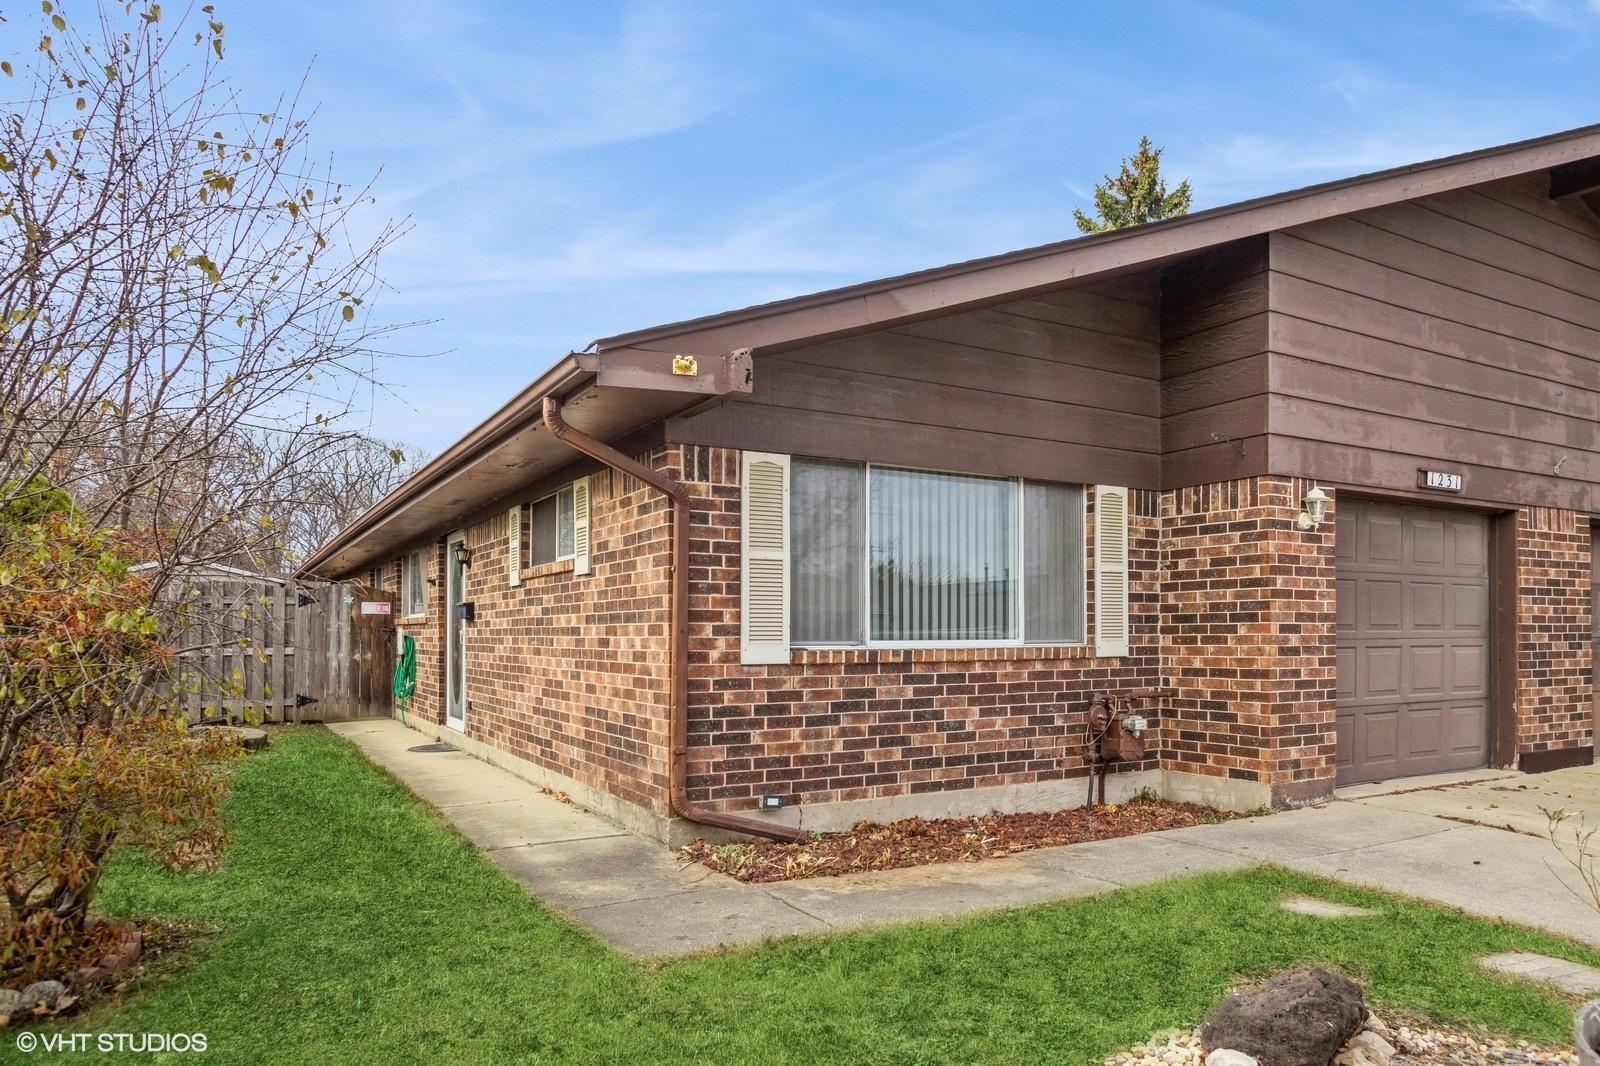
[1335,500,1489,785]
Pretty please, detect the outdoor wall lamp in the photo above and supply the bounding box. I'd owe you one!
[452,543,473,569]
[1297,485,1330,531]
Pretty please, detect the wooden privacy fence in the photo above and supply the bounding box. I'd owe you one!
[154,566,396,723]
[291,580,398,722]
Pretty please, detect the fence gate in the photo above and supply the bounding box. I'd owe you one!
[291,581,398,722]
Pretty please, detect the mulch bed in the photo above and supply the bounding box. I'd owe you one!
[680,799,1235,883]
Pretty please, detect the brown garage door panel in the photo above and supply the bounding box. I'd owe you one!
[1336,501,1490,786]
[1343,641,1487,705]
[1335,702,1486,778]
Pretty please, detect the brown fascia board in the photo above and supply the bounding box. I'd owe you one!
[295,355,590,579]
[594,123,1600,359]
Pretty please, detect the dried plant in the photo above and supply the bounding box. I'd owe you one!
[1541,805,1600,913]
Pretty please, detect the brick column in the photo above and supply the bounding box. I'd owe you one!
[1515,507,1592,767]
[1160,476,1338,809]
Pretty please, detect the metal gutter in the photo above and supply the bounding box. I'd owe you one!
[541,396,806,844]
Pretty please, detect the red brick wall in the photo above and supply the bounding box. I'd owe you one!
[682,445,1164,814]
[1158,477,1338,806]
[381,450,1595,834]
[1515,507,1592,761]
[394,452,679,816]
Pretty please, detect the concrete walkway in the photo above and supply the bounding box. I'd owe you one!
[328,719,1600,956]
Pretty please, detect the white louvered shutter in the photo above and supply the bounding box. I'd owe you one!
[572,476,592,576]
[507,505,522,586]
[741,452,790,665]
[1094,485,1130,657]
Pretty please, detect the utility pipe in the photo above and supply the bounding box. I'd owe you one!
[541,397,806,844]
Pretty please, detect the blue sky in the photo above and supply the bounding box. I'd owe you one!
[208,0,1600,455]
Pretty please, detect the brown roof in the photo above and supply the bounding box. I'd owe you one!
[298,122,1600,579]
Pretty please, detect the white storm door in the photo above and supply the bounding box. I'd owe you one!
[445,533,467,731]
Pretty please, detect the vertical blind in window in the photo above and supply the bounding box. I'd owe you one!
[403,550,426,616]
[870,467,1016,642]
[530,485,576,566]
[791,459,863,644]
[790,458,1087,645]
[1023,481,1086,643]
[556,486,576,559]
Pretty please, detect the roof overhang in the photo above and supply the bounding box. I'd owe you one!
[593,123,1600,360]
[295,354,743,578]
[301,123,1600,581]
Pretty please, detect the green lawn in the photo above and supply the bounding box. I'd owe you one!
[7,727,1594,1064]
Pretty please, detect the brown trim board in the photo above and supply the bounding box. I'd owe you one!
[1519,746,1595,773]
[1490,510,1519,769]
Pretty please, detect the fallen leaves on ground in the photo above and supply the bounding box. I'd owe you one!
[681,799,1235,883]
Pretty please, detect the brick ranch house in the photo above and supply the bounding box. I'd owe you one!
[300,125,1600,845]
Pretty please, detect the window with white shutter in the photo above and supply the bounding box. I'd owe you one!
[526,480,588,574]
[741,452,790,664]
[572,476,591,576]
[1093,485,1130,657]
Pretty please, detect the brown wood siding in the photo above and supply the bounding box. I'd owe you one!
[667,274,1163,486]
[1268,175,1600,511]
[1159,237,1272,488]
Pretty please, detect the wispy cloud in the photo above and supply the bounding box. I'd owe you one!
[379,106,1066,301]
[1179,130,1483,206]
[1491,0,1600,26]
[1498,0,1567,21]
[303,0,751,213]
[1321,67,1399,109]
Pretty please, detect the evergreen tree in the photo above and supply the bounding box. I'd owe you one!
[1073,136,1193,234]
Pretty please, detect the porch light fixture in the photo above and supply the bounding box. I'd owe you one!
[1297,485,1330,531]
[452,542,473,569]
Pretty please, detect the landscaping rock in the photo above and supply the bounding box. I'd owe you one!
[18,980,66,1009]
[1344,1031,1395,1065]
[1331,1051,1376,1066]
[1206,1051,1259,1066]
[1200,967,1364,1066]
[1107,1009,1574,1066]
[100,927,143,973]
[0,987,22,1018]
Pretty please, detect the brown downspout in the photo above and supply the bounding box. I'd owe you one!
[541,397,805,843]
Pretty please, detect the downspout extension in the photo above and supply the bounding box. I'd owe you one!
[541,397,805,844]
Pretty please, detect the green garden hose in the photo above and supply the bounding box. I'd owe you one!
[392,634,417,725]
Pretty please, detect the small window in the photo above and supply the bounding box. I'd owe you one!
[368,566,384,591]
[529,485,576,566]
[402,549,427,616]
